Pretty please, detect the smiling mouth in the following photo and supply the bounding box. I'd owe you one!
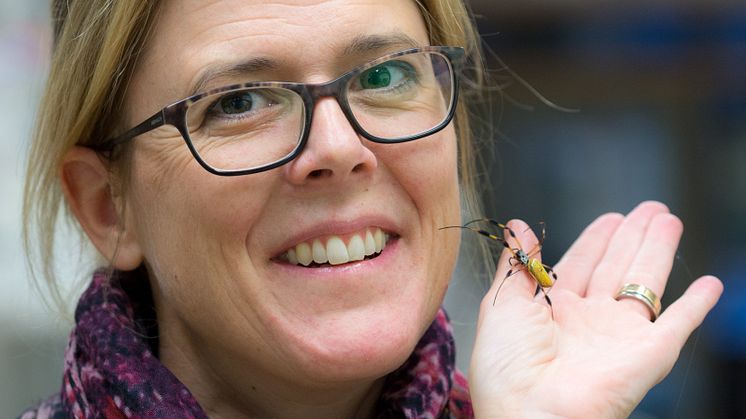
[279,227,391,267]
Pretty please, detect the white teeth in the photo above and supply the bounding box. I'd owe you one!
[326,237,349,265]
[312,239,326,264]
[373,228,384,253]
[287,248,298,265]
[364,230,376,256]
[347,235,366,261]
[296,242,312,266]
[283,227,390,266]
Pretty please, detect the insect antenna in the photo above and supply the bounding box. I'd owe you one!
[438,224,505,243]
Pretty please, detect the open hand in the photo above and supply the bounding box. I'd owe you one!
[468,201,723,418]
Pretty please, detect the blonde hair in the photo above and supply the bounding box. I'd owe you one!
[23,0,490,311]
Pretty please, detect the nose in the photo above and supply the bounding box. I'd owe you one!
[284,97,377,185]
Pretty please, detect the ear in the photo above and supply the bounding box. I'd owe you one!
[60,146,143,271]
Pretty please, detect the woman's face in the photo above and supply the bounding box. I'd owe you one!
[123,0,461,387]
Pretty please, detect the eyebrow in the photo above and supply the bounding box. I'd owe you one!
[189,57,278,97]
[187,32,423,97]
[341,32,422,57]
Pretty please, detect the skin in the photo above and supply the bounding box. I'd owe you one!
[115,1,458,417]
[58,1,723,418]
[469,202,723,418]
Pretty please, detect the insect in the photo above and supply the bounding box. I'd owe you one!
[441,219,558,316]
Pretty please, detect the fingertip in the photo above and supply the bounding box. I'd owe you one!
[673,275,724,313]
[651,212,684,234]
[505,218,530,233]
[657,274,723,344]
[589,212,624,231]
[601,211,625,222]
[505,218,538,238]
[635,200,670,214]
[691,275,724,299]
[498,219,534,248]
[643,213,684,253]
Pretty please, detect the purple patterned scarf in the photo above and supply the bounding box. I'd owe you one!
[21,269,473,418]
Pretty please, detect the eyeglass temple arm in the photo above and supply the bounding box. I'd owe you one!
[93,110,166,151]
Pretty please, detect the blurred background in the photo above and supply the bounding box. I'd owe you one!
[1,0,744,417]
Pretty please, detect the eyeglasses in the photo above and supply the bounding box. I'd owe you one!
[95,46,464,176]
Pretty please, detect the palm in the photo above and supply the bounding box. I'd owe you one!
[468,203,722,418]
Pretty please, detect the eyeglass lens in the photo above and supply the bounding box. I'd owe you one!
[184,51,454,172]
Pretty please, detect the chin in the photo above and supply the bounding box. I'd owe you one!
[274,296,434,383]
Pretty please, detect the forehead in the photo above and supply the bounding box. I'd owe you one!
[136,0,429,99]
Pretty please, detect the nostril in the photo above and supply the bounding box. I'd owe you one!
[308,169,333,179]
[352,163,366,173]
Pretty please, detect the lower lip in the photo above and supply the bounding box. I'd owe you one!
[272,237,400,279]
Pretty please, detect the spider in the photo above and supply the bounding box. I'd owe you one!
[442,219,558,317]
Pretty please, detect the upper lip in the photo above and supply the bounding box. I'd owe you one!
[269,215,402,259]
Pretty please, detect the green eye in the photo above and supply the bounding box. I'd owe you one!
[356,60,416,91]
[360,66,392,89]
[219,93,254,114]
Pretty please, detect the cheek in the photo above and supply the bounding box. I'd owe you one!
[124,146,276,289]
[378,128,461,302]
[383,128,460,217]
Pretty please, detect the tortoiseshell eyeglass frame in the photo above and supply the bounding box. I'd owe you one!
[93,46,465,176]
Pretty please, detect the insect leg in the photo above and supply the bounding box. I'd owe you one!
[492,267,525,305]
[499,223,529,257]
[524,222,548,258]
[535,284,554,319]
[542,264,559,295]
[526,243,543,259]
[535,221,547,247]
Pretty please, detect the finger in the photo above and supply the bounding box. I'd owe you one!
[586,201,670,297]
[552,212,624,296]
[656,275,723,348]
[484,219,538,308]
[616,213,683,318]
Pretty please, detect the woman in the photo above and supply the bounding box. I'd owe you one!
[22,0,722,417]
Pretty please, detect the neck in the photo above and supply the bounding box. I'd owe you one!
[201,379,385,419]
[158,319,386,419]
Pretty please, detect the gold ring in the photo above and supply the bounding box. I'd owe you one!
[614,283,662,321]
